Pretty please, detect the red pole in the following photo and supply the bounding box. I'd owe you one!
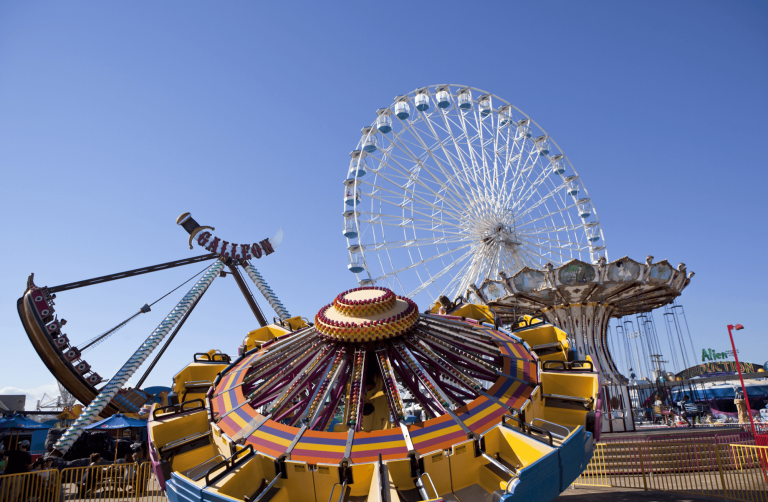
[727,324,758,440]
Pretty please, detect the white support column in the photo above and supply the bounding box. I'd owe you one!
[52,259,225,455]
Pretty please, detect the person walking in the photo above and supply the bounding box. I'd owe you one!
[680,395,699,428]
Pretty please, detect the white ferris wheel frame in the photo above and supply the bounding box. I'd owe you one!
[343,84,607,304]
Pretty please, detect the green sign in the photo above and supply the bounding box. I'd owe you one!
[701,348,736,362]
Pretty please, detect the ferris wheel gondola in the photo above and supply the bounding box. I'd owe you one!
[342,85,607,306]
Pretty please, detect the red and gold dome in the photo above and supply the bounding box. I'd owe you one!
[314,287,418,342]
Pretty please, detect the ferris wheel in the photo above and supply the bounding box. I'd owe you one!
[343,84,607,304]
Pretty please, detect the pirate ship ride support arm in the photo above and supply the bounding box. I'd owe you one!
[51,259,225,456]
[135,283,209,389]
[46,254,218,293]
[227,261,268,327]
[242,263,291,321]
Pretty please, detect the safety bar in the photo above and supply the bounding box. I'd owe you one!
[245,472,282,502]
[327,479,349,502]
[420,472,438,499]
[183,380,213,389]
[413,471,433,501]
[501,414,553,447]
[185,454,225,481]
[152,398,206,420]
[511,318,548,332]
[529,418,570,440]
[570,360,594,371]
[194,352,231,363]
[542,393,594,409]
[532,342,561,350]
[161,430,211,453]
[481,452,516,478]
[542,360,594,371]
[504,475,521,495]
[204,444,255,486]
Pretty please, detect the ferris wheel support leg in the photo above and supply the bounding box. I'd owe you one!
[50,259,225,457]
[243,263,291,321]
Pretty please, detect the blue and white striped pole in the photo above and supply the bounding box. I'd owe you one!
[52,259,225,455]
[243,263,290,320]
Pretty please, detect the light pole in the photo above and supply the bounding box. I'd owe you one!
[726,324,758,439]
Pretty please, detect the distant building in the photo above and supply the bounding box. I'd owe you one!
[0,395,26,412]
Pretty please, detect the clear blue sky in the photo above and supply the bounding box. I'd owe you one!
[1,1,766,407]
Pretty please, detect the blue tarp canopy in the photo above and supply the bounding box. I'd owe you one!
[83,413,146,430]
[0,414,51,430]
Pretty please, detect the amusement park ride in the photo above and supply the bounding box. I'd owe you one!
[17,85,694,502]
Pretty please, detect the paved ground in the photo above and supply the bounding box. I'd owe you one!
[560,486,754,502]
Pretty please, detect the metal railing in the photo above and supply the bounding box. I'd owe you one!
[0,463,168,502]
[0,469,61,502]
[575,442,768,502]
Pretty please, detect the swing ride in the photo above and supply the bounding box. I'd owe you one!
[15,84,697,502]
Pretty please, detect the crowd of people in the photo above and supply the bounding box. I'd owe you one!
[0,437,151,499]
[651,394,701,427]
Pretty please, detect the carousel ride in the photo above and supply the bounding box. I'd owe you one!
[15,84,688,501]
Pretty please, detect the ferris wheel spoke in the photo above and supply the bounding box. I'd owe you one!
[384,129,475,211]
[369,243,472,283]
[512,184,570,221]
[406,247,476,298]
[512,172,563,216]
[372,156,468,217]
[517,222,587,235]
[373,138,470,212]
[516,201,580,229]
[356,211,468,233]
[444,125,493,204]
[509,148,540,197]
[517,239,589,257]
[516,237,589,260]
[517,240,578,263]
[516,229,586,246]
[359,192,467,230]
[356,220,469,237]
[414,113,485,203]
[358,172,466,221]
[360,236,473,252]
[510,167,557,213]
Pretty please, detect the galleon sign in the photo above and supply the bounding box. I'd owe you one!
[176,212,280,260]
[194,231,274,260]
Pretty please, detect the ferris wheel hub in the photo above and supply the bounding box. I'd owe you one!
[314,287,419,342]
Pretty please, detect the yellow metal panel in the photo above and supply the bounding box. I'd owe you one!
[450,303,494,324]
[282,460,317,502]
[348,463,375,497]
[498,426,553,468]
[385,458,415,489]
[243,324,292,352]
[447,439,479,491]
[284,316,309,330]
[483,426,522,471]
[312,463,340,502]
[422,449,453,498]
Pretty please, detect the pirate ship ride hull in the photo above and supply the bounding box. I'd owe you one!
[17,292,123,416]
